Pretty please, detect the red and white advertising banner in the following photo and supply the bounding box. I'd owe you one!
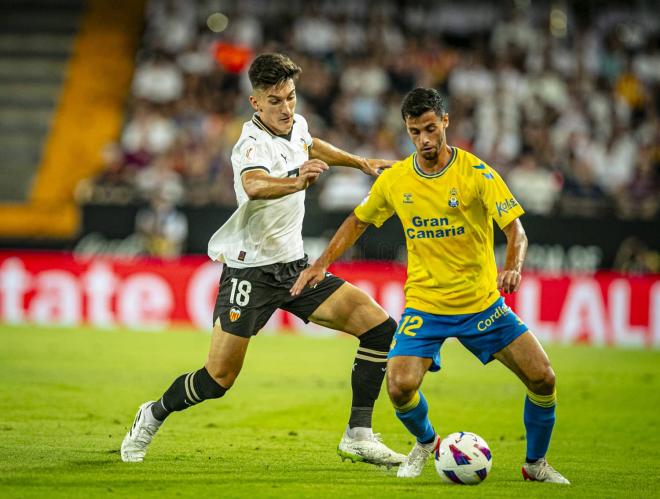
[1,252,658,348]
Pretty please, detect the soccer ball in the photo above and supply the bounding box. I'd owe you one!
[434,431,492,485]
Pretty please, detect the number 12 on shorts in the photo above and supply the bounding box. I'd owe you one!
[396,315,423,336]
[229,278,252,306]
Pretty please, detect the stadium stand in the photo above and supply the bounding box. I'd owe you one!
[77,0,658,225]
[0,0,144,237]
[0,0,83,203]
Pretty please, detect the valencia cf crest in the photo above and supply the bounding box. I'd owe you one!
[229,307,241,322]
[448,188,459,208]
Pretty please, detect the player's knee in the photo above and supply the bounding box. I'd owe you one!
[528,366,556,395]
[359,316,396,349]
[204,363,239,391]
[386,369,418,407]
[387,383,417,408]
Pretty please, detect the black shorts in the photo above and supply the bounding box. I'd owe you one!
[212,256,345,338]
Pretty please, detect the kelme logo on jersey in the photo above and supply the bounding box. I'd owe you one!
[477,304,510,331]
[448,188,459,208]
[229,307,241,322]
[495,198,519,217]
[472,163,494,179]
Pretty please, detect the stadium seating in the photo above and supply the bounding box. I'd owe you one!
[0,0,144,237]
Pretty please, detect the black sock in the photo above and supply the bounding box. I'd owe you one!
[151,367,227,421]
[349,317,397,429]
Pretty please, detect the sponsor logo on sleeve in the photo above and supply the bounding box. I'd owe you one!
[496,198,519,217]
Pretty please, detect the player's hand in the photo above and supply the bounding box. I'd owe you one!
[296,159,329,190]
[290,264,327,296]
[497,269,521,294]
[361,158,393,177]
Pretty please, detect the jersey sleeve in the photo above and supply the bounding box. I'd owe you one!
[353,175,394,228]
[236,138,272,176]
[478,164,525,228]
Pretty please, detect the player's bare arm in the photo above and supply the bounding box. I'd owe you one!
[291,213,370,295]
[498,218,528,294]
[310,137,392,177]
[241,159,329,200]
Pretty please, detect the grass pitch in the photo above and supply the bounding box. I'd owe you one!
[1,325,659,498]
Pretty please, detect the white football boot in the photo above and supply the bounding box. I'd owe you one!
[522,458,571,484]
[337,426,406,467]
[396,435,440,478]
[120,401,161,462]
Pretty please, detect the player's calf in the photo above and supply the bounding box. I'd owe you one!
[348,317,396,429]
[151,366,228,421]
[522,366,558,468]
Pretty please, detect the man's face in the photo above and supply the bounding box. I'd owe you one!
[249,79,297,135]
[404,110,449,162]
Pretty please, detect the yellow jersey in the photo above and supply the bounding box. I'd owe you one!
[354,147,524,315]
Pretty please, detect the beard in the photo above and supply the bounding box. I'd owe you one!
[420,147,439,161]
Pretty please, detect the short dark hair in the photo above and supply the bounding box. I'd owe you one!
[248,53,302,91]
[401,87,447,120]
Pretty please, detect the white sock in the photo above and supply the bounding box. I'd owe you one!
[347,425,373,440]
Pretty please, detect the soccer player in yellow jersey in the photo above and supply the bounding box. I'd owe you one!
[291,88,569,484]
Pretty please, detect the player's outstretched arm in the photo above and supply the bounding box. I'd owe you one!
[310,137,392,177]
[497,218,528,293]
[242,160,328,199]
[290,212,371,296]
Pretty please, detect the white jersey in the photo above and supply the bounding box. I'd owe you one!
[207,113,313,268]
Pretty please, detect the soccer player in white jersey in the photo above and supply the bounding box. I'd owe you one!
[121,53,405,467]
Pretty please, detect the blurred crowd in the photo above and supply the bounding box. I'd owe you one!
[82,0,659,230]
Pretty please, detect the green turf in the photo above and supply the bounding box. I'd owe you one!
[1,325,659,498]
